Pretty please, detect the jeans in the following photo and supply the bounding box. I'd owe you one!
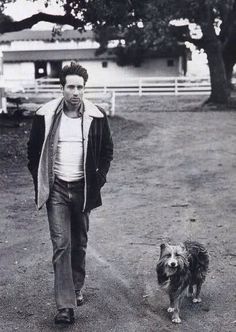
[46,177,89,309]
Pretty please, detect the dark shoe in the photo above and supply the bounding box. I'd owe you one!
[54,308,75,325]
[76,290,84,306]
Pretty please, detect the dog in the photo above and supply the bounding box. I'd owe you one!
[156,241,209,323]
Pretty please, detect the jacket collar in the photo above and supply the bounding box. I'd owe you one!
[36,97,63,116]
[83,98,104,118]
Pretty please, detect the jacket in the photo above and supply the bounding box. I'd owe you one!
[27,97,113,211]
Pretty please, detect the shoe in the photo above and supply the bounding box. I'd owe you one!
[76,290,84,306]
[54,308,75,325]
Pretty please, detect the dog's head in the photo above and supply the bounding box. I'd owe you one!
[157,243,189,277]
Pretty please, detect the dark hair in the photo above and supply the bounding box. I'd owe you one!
[60,61,89,86]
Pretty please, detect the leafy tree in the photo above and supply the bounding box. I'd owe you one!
[93,0,236,104]
[0,0,236,104]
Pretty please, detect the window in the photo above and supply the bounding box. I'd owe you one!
[102,61,108,68]
[35,61,47,78]
[167,59,174,67]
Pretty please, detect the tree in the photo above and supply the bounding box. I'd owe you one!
[1,0,236,104]
[93,0,235,104]
[160,0,236,103]
[86,0,236,104]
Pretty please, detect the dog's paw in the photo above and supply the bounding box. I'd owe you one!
[167,307,175,313]
[172,317,181,324]
[193,297,202,303]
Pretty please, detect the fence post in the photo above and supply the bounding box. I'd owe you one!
[0,85,7,113]
[110,90,116,117]
[0,50,7,113]
[35,79,39,93]
[138,78,142,96]
[174,77,178,96]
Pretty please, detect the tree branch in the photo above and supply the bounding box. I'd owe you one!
[219,0,236,45]
[0,12,84,34]
[184,36,205,49]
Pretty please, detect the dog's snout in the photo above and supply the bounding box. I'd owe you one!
[167,259,178,268]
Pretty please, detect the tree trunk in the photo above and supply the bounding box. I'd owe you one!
[222,35,236,91]
[205,40,229,103]
[201,21,229,104]
[223,57,234,90]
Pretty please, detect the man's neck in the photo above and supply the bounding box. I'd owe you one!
[63,101,83,118]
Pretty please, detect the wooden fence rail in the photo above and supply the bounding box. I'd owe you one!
[5,76,213,116]
[5,76,212,96]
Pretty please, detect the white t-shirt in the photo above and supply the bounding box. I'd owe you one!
[54,112,84,182]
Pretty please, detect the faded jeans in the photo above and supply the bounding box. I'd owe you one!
[46,176,89,309]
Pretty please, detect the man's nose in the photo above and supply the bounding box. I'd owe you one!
[73,88,79,95]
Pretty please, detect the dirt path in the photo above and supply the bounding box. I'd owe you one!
[0,96,235,331]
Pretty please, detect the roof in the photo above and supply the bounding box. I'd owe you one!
[0,29,94,43]
[3,48,114,62]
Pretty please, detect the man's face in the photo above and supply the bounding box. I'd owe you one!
[62,75,85,107]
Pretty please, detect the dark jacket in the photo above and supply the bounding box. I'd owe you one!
[27,97,113,211]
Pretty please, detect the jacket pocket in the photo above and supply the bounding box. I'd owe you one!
[96,170,106,188]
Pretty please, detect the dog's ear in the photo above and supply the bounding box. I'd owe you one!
[160,243,167,257]
[160,243,166,250]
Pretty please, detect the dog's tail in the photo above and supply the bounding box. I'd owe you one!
[185,241,209,278]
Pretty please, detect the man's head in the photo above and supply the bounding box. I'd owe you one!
[60,62,88,108]
[60,62,88,87]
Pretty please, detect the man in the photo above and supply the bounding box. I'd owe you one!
[27,62,113,325]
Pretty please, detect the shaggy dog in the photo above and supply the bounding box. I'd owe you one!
[156,241,209,323]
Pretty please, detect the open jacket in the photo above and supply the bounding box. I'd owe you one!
[27,97,113,211]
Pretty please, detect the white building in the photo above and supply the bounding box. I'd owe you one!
[0,29,188,85]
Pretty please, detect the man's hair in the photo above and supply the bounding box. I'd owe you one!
[60,61,89,86]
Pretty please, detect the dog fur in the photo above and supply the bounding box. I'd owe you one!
[156,241,209,323]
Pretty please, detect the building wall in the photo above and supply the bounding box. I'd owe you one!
[4,62,35,81]
[64,57,181,83]
[3,57,182,86]
[187,50,209,77]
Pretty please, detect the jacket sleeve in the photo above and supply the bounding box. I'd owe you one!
[27,114,45,182]
[98,112,113,182]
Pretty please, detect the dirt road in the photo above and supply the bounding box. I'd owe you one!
[0,96,235,331]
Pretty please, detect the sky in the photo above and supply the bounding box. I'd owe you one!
[4,0,64,29]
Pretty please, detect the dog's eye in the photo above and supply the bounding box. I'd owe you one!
[165,254,171,258]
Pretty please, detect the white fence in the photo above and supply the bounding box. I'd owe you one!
[5,76,212,116]
[5,76,212,96]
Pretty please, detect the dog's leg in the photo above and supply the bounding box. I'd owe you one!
[167,294,175,313]
[187,284,193,298]
[193,281,202,303]
[168,294,181,324]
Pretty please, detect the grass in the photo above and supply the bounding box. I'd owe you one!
[6,92,236,117]
[8,94,208,116]
[115,95,208,113]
